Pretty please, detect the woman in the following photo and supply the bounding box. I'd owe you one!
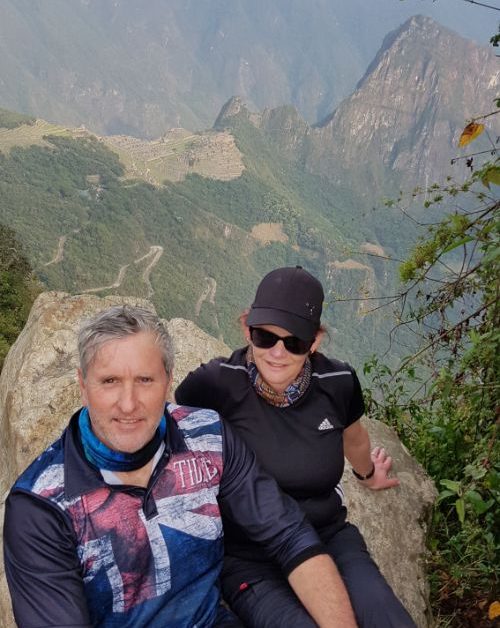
[176,266,416,627]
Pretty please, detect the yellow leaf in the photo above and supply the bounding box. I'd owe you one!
[489,600,500,620]
[458,122,485,147]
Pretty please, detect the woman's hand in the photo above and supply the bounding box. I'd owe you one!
[361,446,400,490]
[343,421,400,491]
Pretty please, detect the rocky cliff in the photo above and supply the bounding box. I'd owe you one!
[305,15,500,196]
[218,16,500,204]
[1,1,490,136]
[0,292,436,627]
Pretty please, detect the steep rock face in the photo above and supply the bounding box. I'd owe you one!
[257,105,310,160]
[305,16,500,194]
[220,16,499,201]
[5,0,477,137]
[215,97,309,161]
[0,292,436,627]
[214,96,251,128]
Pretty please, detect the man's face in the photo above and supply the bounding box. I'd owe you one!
[78,331,171,453]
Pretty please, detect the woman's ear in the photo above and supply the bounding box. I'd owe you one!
[239,310,251,342]
[310,329,324,354]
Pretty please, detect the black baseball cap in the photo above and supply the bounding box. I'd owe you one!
[246,266,324,340]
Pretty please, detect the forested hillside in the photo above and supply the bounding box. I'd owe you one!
[0,224,40,371]
[1,14,498,367]
[0,4,498,625]
[0,120,400,364]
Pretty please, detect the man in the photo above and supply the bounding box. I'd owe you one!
[4,305,356,628]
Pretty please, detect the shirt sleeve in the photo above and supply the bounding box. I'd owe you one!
[347,367,365,425]
[4,490,92,628]
[218,420,326,576]
[175,360,221,411]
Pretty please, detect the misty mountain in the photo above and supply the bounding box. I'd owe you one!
[0,0,495,137]
[242,16,500,204]
[1,15,498,368]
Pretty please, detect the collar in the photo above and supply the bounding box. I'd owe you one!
[63,404,186,499]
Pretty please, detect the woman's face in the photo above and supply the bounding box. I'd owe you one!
[247,323,323,394]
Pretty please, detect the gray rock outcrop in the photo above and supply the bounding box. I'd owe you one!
[0,292,436,627]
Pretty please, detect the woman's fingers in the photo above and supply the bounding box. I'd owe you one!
[366,446,400,490]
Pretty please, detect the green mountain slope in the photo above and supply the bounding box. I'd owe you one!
[3,15,497,367]
[0,224,40,371]
[0,118,398,365]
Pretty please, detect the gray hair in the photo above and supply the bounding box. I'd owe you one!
[78,305,174,378]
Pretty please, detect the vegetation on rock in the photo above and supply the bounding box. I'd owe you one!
[0,224,40,372]
[0,108,35,130]
[364,129,499,625]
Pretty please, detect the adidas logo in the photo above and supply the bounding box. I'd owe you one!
[318,418,334,431]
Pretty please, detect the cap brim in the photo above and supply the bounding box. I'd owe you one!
[246,307,317,341]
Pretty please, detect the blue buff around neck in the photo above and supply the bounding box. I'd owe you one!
[78,407,167,472]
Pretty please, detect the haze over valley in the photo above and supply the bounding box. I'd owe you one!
[1,1,499,367]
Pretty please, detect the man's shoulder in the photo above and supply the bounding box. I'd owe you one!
[167,403,223,450]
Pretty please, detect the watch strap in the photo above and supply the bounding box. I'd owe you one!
[352,463,375,481]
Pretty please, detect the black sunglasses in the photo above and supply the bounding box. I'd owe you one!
[249,327,314,355]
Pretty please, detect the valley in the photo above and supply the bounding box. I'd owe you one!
[0,6,498,625]
[0,15,498,370]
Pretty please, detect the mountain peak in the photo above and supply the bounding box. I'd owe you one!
[214,96,250,129]
[305,14,500,194]
[385,14,459,45]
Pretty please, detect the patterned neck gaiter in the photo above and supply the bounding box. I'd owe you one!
[78,407,167,471]
[246,345,312,408]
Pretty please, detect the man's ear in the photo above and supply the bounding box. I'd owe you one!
[77,368,88,406]
[310,329,325,354]
[166,373,175,403]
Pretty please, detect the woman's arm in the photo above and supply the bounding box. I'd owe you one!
[343,419,399,490]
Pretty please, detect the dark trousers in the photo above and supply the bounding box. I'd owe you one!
[221,522,417,628]
[214,603,246,627]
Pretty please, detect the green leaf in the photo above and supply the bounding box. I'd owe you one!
[464,489,482,503]
[440,479,461,494]
[485,469,500,491]
[442,235,474,254]
[481,166,500,188]
[481,244,500,265]
[437,489,456,502]
[464,464,487,480]
[430,425,445,436]
[465,490,494,515]
[455,497,466,524]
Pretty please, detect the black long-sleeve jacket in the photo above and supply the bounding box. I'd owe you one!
[4,403,325,628]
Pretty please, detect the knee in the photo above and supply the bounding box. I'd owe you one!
[351,583,416,628]
[223,579,316,628]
